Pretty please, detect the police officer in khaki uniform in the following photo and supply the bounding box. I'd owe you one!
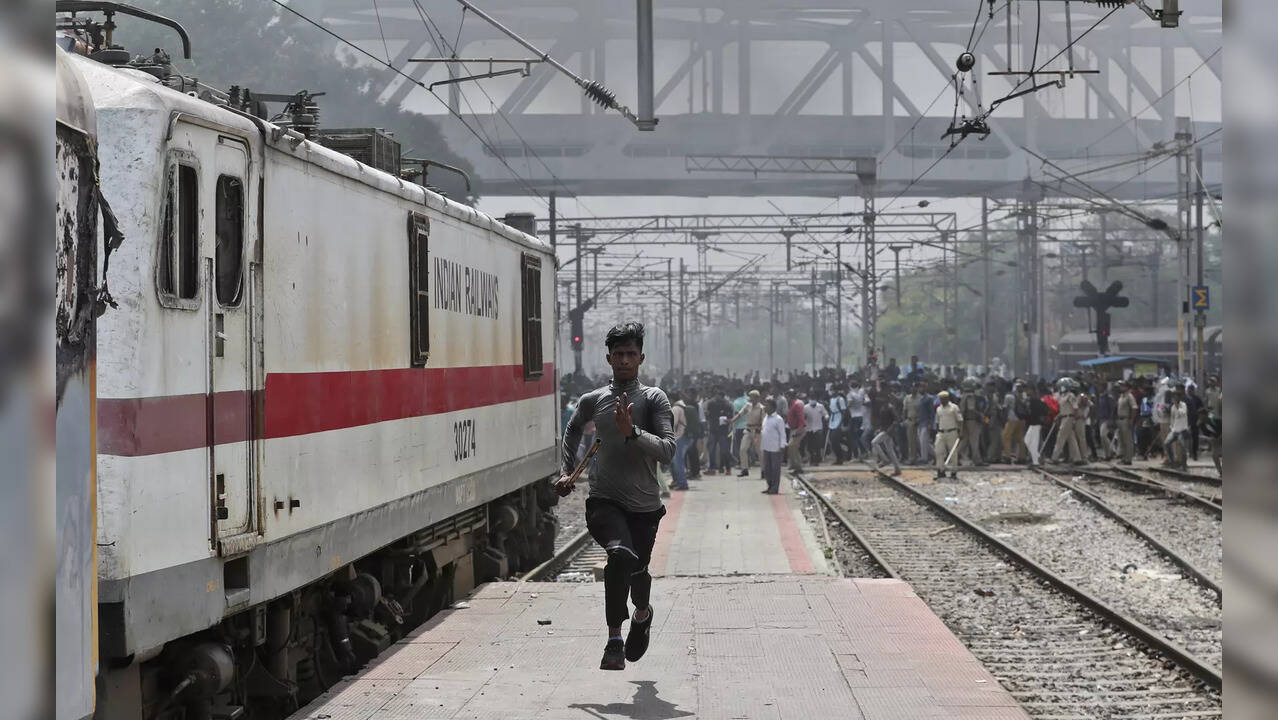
[957,378,986,466]
[1115,381,1138,464]
[1074,390,1092,462]
[904,384,921,464]
[934,391,963,479]
[1051,378,1084,464]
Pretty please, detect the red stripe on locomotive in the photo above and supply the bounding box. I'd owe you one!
[99,362,555,456]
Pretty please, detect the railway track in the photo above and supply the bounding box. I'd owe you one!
[1106,464,1223,508]
[1071,469,1223,587]
[1035,469,1221,598]
[519,529,607,582]
[1134,464,1222,487]
[1077,467,1222,516]
[798,470,1222,719]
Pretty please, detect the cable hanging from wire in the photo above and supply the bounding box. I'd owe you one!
[880,1,1126,216]
[265,0,555,210]
[409,0,606,221]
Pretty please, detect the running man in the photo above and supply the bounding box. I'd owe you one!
[557,322,676,671]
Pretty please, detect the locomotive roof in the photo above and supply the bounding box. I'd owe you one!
[56,47,97,138]
[65,52,551,257]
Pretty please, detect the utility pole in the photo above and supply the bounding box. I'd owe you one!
[1175,116,1192,378]
[574,223,583,374]
[591,249,599,302]
[1149,246,1160,327]
[858,161,878,367]
[1195,146,1206,385]
[769,281,776,375]
[1012,202,1022,377]
[678,259,687,375]
[548,191,557,249]
[1098,211,1108,283]
[667,258,674,375]
[1017,180,1044,378]
[941,230,950,360]
[835,242,843,368]
[863,194,877,366]
[981,198,991,373]
[810,268,818,372]
[887,244,909,308]
[1031,200,1042,376]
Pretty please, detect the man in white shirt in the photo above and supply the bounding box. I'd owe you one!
[1163,387,1190,471]
[845,380,868,459]
[803,397,830,465]
[760,399,787,494]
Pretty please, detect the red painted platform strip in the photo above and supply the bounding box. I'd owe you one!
[99,363,554,457]
[648,487,686,576]
[770,493,815,573]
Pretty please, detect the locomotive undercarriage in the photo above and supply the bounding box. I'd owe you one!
[96,478,560,720]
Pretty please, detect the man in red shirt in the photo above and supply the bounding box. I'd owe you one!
[787,393,808,473]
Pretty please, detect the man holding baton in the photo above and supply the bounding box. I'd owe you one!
[556,322,676,671]
[934,391,963,480]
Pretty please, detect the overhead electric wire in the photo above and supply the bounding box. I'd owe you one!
[410,1,549,206]
[371,0,391,64]
[879,1,1123,216]
[408,0,604,220]
[1084,47,1221,153]
[265,0,557,209]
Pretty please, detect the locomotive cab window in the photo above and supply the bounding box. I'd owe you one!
[158,162,200,303]
[521,253,543,379]
[214,175,244,305]
[408,213,430,366]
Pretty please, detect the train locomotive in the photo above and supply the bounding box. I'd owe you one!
[58,5,561,719]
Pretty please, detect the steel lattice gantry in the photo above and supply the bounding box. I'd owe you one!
[311,0,1220,199]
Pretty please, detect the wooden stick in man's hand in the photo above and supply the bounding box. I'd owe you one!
[555,438,601,496]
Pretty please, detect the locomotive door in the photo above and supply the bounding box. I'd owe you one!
[209,137,257,545]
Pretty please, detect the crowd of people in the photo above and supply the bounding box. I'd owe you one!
[562,355,1224,485]
[553,323,1224,672]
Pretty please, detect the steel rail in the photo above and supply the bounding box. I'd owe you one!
[874,471,1223,691]
[1036,469,1221,600]
[519,529,591,582]
[1138,464,1223,487]
[796,473,901,580]
[1101,465,1222,515]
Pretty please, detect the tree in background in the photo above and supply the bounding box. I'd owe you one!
[113,0,476,201]
[875,207,1221,369]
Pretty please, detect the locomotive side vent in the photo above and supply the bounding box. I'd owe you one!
[318,128,402,175]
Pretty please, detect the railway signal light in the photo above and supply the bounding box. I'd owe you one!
[568,299,593,352]
[1073,280,1128,355]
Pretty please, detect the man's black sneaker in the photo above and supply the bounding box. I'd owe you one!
[625,606,654,662]
[600,638,626,670]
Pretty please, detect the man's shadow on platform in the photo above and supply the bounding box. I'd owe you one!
[569,680,694,719]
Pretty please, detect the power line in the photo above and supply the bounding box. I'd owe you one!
[878,2,1125,216]
[371,0,391,64]
[409,0,603,219]
[265,0,559,208]
[1084,47,1221,152]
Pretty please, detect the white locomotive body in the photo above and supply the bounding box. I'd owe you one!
[70,44,558,719]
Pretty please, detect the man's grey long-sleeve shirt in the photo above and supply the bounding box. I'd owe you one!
[562,378,675,513]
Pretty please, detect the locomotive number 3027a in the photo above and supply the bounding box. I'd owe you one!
[453,419,477,461]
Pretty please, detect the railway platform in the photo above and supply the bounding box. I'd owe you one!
[292,475,1028,720]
